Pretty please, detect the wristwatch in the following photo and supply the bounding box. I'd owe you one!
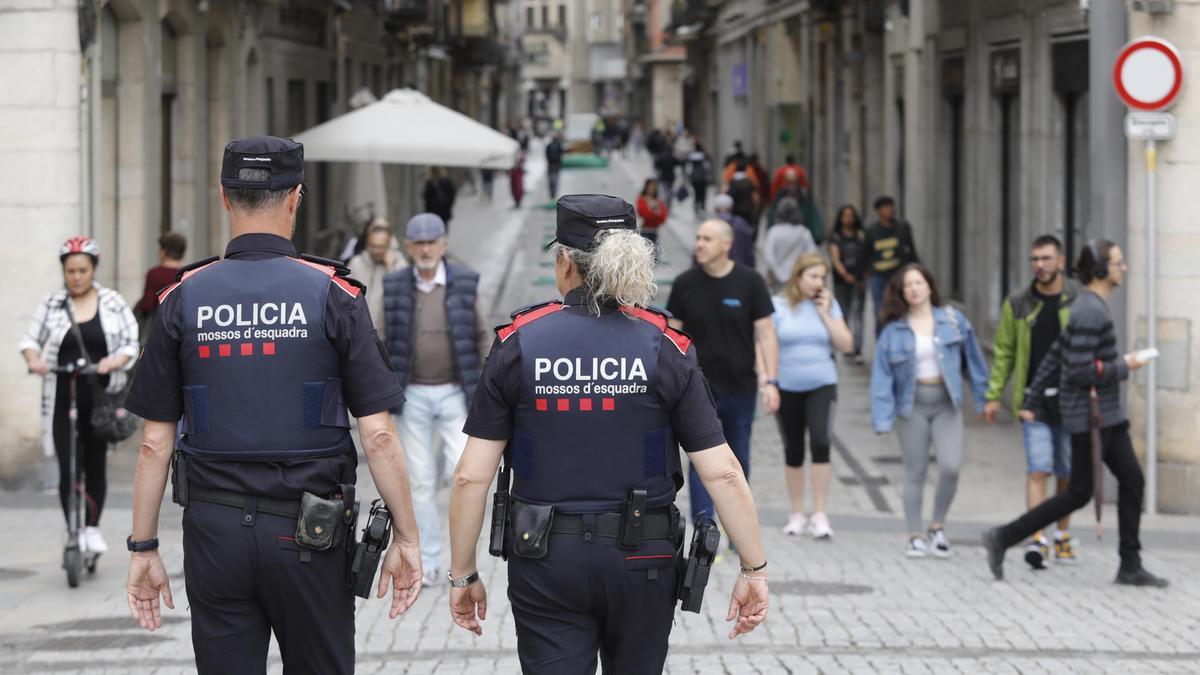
[448,570,480,588]
[762,379,779,387]
[126,536,160,552]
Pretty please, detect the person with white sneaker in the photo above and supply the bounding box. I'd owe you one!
[869,265,990,558]
[20,237,140,555]
[772,254,853,540]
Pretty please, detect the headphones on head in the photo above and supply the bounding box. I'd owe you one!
[1087,240,1108,280]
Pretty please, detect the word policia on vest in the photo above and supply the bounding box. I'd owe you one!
[532,356,649,396]
[194,302,310,342]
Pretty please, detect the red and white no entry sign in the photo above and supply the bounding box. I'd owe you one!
[1113,37,1184,111]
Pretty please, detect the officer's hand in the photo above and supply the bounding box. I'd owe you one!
[1018,409,1037,423]
[726,575,768,639]
[760,384,780,416]
[378,540,423,619]
[127,551,174,632]
[449,579,488,636]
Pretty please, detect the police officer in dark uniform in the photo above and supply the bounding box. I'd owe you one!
[447,194,769,673]
[124,136,424,674]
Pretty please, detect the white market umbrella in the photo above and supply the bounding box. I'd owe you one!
[293,88,519,170]
[336,88,388,225]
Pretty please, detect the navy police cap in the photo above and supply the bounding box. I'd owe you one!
[547,194,637,251]
[220,136,304,190]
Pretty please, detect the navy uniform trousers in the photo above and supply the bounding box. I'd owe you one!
[507,531,679,674]
[182,501,354,674]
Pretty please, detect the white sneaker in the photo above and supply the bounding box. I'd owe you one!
[782,513,808,536]
[928,528,952,558]
[810,512,834,540]
[421,567,440,588]
[84,526,108,554]
[906,536,928,558]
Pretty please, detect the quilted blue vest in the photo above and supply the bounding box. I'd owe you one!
[381,261,481,410]
[174,257,352,461]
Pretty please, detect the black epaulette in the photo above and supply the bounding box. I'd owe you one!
[508,299,561,321]
[174,256,219,282]
[300,253,366,291]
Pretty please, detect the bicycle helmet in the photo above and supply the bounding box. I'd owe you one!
[59,236,100,264]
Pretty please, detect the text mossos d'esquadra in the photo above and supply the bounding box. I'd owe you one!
[533,357,649,395]
[194,303,309,342]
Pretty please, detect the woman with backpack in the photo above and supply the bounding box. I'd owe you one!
[870,264,989,559]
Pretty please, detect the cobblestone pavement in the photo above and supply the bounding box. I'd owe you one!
[1,149,1198,674]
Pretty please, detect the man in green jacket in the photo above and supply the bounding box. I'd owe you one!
[984,235,1081,570]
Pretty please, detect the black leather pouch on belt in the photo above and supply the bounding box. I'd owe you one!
[296,492,344,551]
[510,500,555,559]
[171,450,189,507]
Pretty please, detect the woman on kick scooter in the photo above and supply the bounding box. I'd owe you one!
[19,237,138,572]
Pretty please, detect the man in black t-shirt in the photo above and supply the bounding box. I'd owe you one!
[864,195,919,336]
[667,219,778,524]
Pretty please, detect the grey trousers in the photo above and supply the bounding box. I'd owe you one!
[895,383,963,534]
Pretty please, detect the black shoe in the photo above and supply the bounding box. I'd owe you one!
[1115,566,1170,588]
[1024,537,1049,570]
[982,527,1006,580]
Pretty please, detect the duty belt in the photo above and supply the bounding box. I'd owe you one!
[549,510,674,539]
[189,487,300,519]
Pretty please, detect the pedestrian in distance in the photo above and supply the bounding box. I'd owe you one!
[667,219,780,526]
[135,232,187,335]
[346,218,403,336]
[20,237,139,555]
[763,197,817,291]
[480,168,495,202]
[773,253,853,539]
[509,151,526,208]
[123,136,424,674]
[711,194,757,270]
[748,153,770,223]
[685,141,714,218]
[635,178,669,249]
[983,235,1082,569]
[447,195,769,672]
[828,205,869,360]
[545,133,565,199]
[770,168,822,241]
[382,212,492,588]
[727,161,759,236]
[653,147,679,209]
[983,241,1168,588]
[423,166,457,229]
[770,154,810,199]
[870,264,989,559]
[865,195,919,337]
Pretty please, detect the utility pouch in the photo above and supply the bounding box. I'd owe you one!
[171,450,189,507]
[296,492,342,551]
[617,488,647,550]
[509,500,555,560]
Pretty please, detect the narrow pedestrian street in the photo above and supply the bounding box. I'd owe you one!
[1,150,1198,675]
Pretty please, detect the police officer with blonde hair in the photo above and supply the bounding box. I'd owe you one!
[447,194,769,673]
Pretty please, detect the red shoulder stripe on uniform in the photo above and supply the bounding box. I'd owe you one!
[497,302,564,343]
[288,257,359,298]
[620,306,690,355]
[664,327,692,355]
[331,275,361,298]
[157,261,218,303]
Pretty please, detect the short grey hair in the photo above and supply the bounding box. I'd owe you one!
[224,168,293,212]
[553,229,657,315]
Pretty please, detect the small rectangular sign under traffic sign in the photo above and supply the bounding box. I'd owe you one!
[1125,112,1176,140]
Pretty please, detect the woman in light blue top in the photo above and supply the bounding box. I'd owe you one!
[771,253,852,539]
[870,264,989,559]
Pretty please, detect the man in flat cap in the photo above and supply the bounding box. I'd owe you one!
[380,213,491,588]
[124,135,424,674]
[447,194,769,672]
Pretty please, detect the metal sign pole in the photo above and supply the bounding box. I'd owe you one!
[1146,138,1158,516]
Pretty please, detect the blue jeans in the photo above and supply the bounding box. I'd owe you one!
[394,383,469,572]
[869,273,889,337]
[1022,420,1072,478]
[688,392,756,524]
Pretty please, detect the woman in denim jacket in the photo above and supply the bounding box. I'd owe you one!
[870,264,989,558]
